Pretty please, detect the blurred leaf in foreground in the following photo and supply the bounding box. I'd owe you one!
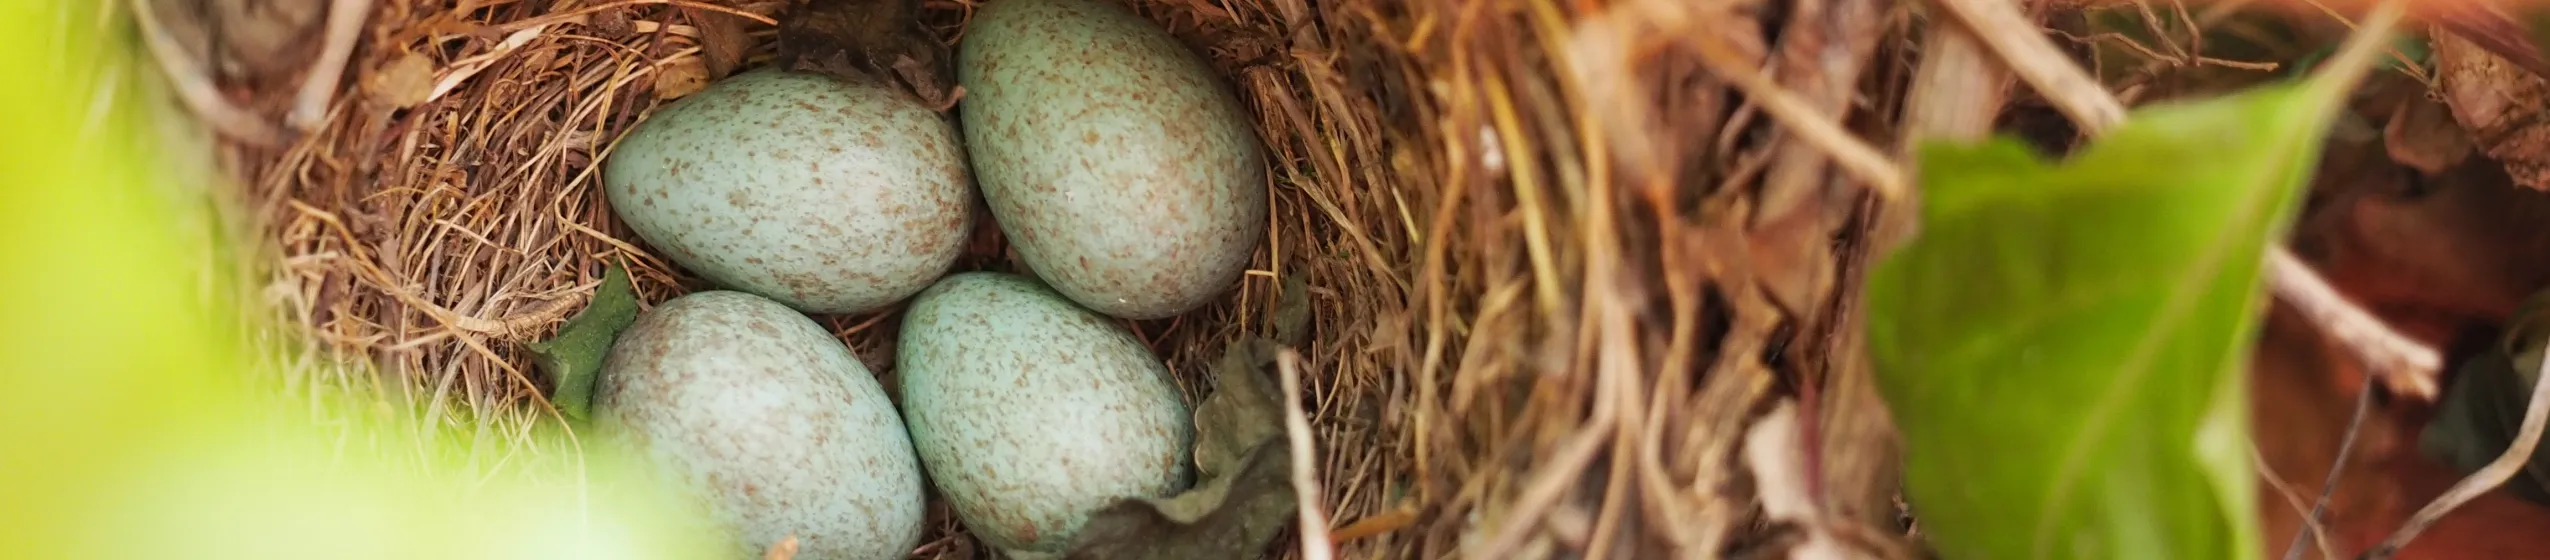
[1867,78,2348,559]
[0,1,723,559]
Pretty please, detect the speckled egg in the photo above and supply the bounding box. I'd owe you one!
[604,68,975,315]
[895,272,1195,557]
[594,290,927,560]
[956,0,1268,320]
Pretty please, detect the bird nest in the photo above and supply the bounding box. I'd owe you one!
[174,0,1935,556]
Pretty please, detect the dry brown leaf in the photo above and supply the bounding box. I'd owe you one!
[2288,130,2550,339]
[2384,91,2477,175]
[775,0,962,110]
[655,57,713,101]
[2430,1,2550,79]
[591,7,635,38]
[687,6,757,79]
[365,50,438,109]
[2434,30,2550,191]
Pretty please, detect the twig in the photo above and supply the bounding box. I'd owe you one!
[2283,367,2378,560]
[429,26,555,105]
[1928,0,2127,134]
[1277,350,1337,560]
[1746,400,1854,559]
[126,0,293,147]
[2255,444,2340,560]
[2360,335,2550,559]
[1899,9,2011,150]
[1682,31,1908,201]
[2259,0,2434,401]
[496,0,782,32]
[2268,250,2438,398]
[289,0,374,130]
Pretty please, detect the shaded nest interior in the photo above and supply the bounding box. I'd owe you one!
[165,0,2351,557]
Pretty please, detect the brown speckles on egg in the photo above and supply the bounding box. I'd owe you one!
[893,273,1195,554]
[955,0,1267,321]
[601,69,976,315]
[592,291,928,560]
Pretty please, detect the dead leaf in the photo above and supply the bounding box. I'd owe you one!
[2434,29,2550,191]
[2289,131,2550,335]
[686,6,756,79]
[590,7,635,38]
[655,57,713,101]
[2384,86,2476,175]
[2433,3,2550,80]
[774,0,962,110]
[365,50,438,109]
[1060,272,1310,559]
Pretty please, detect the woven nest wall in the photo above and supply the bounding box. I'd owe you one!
[194,0,1930,557]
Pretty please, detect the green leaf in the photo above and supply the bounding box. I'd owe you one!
[1061,273,1309,559]
[1868,82,2345,559]
[525,264,640,421]
[0,2,728,558]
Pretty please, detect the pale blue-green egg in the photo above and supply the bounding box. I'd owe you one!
[594,290,927,560]
[957,0,1268,320]
[895,272,1196,557]
[605,69,975,315]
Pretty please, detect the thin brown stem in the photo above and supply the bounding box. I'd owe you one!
[2283,369,2377,560]
[1927,0,2127,133]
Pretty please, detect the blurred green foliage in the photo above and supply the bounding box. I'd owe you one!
[1867,72,2348,560]
[0,1,727,558]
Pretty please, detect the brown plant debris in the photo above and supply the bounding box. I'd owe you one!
[2434,27,2550,192]
[2430,1,2550,79]
[1360,0,1911,553]
[776,0,963,110]
[2373,76,2477,175]
[690,4,762,80]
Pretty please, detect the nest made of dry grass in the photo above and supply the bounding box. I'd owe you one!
[206,0,1964,557]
